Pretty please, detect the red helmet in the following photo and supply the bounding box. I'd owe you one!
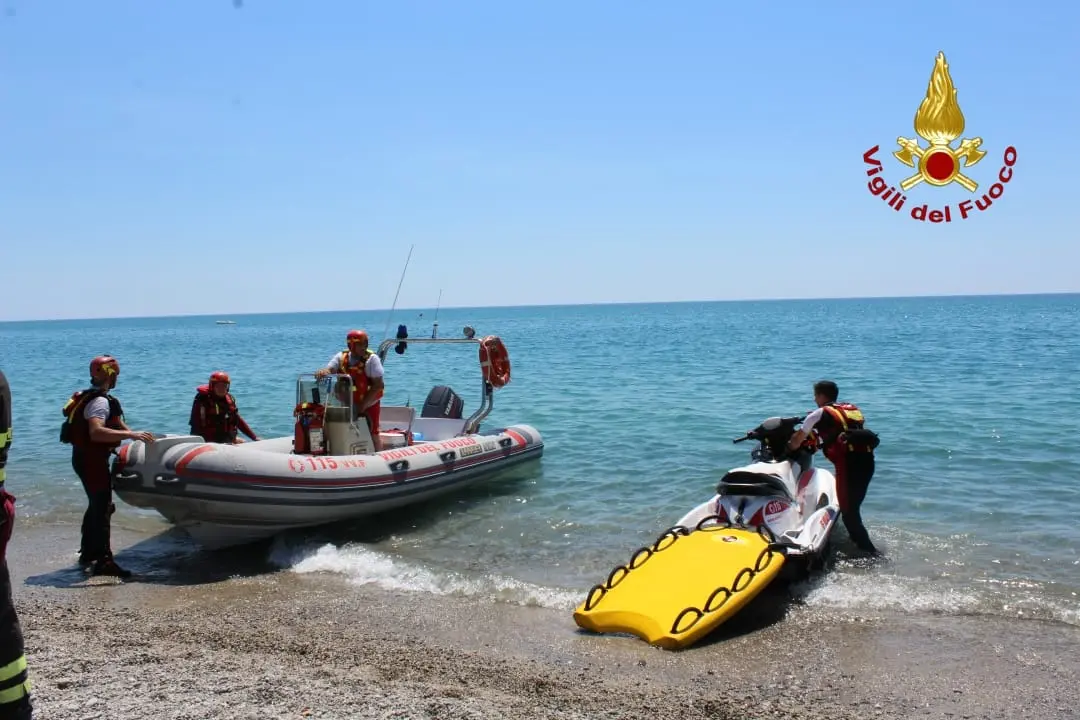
[90,355,119,377]
[209,371,231,385]
[346,329,368,348]
[89,355,120,388]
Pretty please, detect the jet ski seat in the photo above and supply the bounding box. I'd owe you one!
[716,470,796,501]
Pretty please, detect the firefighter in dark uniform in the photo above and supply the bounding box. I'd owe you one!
[788,379,881,556]
[0,368,34,718]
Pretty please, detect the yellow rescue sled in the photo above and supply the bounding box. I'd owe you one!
[573,517,786,650]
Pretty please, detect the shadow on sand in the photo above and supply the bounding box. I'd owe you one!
[685,536,888,648]
[23,464,536,590]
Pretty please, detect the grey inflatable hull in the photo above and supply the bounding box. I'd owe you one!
[112,425,544,549]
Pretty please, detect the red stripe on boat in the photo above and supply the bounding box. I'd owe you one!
[174,445,535,489]
[176,445,216,473]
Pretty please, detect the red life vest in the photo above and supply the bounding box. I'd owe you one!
[338,349,383,410]
[191,385,241,443]
[61,388,125,452]
[813,402,871,459]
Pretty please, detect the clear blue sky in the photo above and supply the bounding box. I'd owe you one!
[2,1,1077,321]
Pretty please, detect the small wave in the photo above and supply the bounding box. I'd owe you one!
[264,533,1080,629]
[267,539,581,610]
[800,571,982,614]
[799,568,1080,627]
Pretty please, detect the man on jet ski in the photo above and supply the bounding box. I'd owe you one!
[787,380,880,556]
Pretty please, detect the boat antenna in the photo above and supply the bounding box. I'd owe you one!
[431,289,443,339]
[382,244,414,341]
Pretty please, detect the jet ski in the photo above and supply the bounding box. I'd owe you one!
[573,415,840,650]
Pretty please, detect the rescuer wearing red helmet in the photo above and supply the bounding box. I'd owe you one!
[61,355,156,578]
[188,371,259,444]
[314,329,385,451]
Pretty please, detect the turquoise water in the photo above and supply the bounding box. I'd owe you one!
[2,296,1079,625]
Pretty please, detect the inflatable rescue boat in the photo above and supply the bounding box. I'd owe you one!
[111,332,544,549]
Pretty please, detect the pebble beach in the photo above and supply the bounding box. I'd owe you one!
[9,525,1080,720]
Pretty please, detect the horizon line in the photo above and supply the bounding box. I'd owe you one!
[1,290,1077,325]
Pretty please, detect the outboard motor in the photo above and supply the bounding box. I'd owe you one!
[420,385,464,419]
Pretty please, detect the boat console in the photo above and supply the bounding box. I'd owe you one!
[322,404,376,455]
[293,375,475,455]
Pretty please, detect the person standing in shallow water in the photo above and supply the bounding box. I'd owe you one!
[788,380,881,556]
[1,368,34,719]
[62,356,156,578]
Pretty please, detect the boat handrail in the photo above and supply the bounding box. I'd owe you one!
[376,337,479,355]
[374,335,495,435]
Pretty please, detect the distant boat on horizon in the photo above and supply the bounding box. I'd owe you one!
[215,320,236,325]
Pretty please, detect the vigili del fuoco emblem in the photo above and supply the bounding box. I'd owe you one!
[862,51,1017,223]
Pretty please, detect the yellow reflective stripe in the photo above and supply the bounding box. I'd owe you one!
[825,405,864,431]
[0,680,30,704]
[0,469,5,483]
[0,427,10,445]
[824,406,848,430]
[0,656,26,683]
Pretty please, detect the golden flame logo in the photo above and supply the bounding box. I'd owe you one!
[893,52,987,192]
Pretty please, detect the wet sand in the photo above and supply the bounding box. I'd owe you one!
[7,525,1080,720]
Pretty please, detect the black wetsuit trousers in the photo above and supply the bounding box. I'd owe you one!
[71,451,114,562]
[834,450,878,554]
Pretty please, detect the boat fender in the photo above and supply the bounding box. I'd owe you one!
[395,324,408,355]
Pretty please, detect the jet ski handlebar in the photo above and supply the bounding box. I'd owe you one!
[732,415,807,444]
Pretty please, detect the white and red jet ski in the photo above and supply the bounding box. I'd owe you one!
[674,415,840,567]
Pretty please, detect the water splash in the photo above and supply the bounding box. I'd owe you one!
[268,538,581,610]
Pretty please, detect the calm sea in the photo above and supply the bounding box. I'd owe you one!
[2,296,1078,627]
